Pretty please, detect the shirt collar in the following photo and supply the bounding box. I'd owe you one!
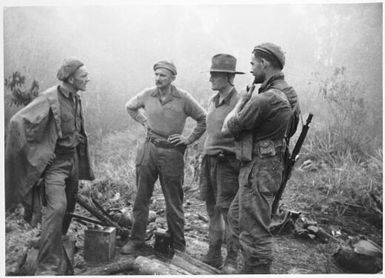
[150,84,181,98]
[59,82,78,99]
[213,86,235,107]
[259,73,285,93]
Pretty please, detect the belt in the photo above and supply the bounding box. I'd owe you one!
[209,151,236,158]
[147,136,175,149]
[147,136,186,153]
[55,146,76,155]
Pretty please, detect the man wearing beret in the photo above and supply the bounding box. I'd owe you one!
[199,54,243,271]
[222,43,300,274]
[5,58,94,275]
[122,60,206,253]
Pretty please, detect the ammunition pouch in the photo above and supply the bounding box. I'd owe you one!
[253,139,285,158]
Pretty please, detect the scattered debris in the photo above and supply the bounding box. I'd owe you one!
[299,159,318,172]
[271,210,301,235]
[197,213,208,223]
[333,236,383,273]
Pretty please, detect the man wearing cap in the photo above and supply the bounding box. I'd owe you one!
[5,58,94,275]
[222,43,299,274]
[122,60,206,253]
[199,54,243,271]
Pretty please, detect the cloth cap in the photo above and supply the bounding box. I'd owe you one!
[57,58,84,81]
[253,43,285,69]
[210,53,245,74]
[153,60,177,75]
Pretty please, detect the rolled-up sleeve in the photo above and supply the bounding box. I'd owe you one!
[227,95,265,138]
[125,90,147,125]
[183,93,207,144]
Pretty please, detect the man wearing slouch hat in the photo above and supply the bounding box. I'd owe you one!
[5,57,94,275]
[222,43,300,274]
[123,60,206,253]
[199,53,243,273]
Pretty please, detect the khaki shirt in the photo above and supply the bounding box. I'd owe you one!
[56,84,82,150]
[126,85,206,144]
[227,84,291,142]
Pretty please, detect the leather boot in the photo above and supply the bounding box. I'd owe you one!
[202,244,223,268]
[221,248,238,274]
[120,240,144,254]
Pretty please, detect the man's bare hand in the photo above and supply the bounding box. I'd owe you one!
[168,134,189,145]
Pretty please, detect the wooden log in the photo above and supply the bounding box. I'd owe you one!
[171,253,212,274]
[135,256,191,275]
[79,256,138,275]
[174,250,222,274]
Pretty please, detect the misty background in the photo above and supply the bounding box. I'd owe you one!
[3,3,383,145]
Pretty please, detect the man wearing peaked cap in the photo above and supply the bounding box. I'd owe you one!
[199,53,243,272]
[122,60,206,254]
[222,43,301,274]
[5,58,94,275]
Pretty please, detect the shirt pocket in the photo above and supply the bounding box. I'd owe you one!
[61,112,75,135]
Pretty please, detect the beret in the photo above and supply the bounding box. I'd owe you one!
[57,58,84,81]
[253,43,285,69]
[153,60,177,75]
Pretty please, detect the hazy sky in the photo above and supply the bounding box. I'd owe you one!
[2,2,383,136]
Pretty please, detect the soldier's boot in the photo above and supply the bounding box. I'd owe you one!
[202,244,223,268]
[241,262,272,274]
[120,240,144,254]
[221,248,238,274]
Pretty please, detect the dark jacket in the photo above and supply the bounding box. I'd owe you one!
[5,85,94,211]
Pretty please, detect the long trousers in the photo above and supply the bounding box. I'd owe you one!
[35,152,78,275]
[131,141,186,251]
[228,152,283,267]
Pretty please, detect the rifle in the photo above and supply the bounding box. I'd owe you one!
[75,194,130,239]
[272,113,313,216]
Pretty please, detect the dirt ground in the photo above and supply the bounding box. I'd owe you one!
[5,167,383,275]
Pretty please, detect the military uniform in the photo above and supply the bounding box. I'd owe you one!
[126,82,206,251]
[226,75,292,272]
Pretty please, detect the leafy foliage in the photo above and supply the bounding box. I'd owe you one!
[309,67,376,164]
[302,67,382,218]
[4,71,39,107]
